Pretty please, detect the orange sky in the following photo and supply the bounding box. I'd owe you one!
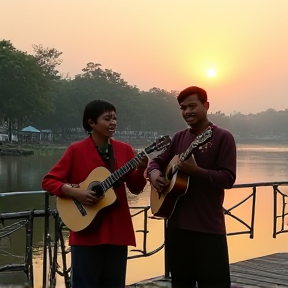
[1,0,287,114]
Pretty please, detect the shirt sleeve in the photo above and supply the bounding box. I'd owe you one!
[206,131,237,189]
[124,144,147,194]
[42,145,74,197]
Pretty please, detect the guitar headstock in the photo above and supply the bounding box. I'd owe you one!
[144,135,172,155]
[193,127,213,147]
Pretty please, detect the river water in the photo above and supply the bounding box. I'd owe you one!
[1,142,288,286]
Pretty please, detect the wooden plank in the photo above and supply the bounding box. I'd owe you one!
[230,253,288,287]
[231,271,287,285]
[234,262,288,274]
[231,264,288,280]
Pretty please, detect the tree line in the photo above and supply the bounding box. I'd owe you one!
[1,39,288,141]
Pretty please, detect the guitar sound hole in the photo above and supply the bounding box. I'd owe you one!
[90,183,104,198]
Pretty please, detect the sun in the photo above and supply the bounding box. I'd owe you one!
[207,68,216,78]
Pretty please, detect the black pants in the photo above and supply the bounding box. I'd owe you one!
[166,229,231,288]
[70,244,128,288]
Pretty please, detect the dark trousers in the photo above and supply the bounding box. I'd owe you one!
[166,229,231,288]
[70,244,128,288]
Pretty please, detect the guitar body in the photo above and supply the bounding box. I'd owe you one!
[150,155,190,219]
[56,166,117,232]
[150,126,213,219]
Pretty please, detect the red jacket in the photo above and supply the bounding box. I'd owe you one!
[42,136,147,246]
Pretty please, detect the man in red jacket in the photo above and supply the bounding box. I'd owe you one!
[42,99,148,288]
[147,86,237,288]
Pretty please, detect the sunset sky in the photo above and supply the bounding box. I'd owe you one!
[1,0,287,114]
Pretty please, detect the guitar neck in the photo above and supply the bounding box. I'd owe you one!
[100,154,143,192]
[96,135,171,193]
[180,143,197,161]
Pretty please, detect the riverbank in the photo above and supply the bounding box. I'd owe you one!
[235,138,288,145]
[0,142,70,156]
[0,143,35,156]
[1,138,288,157]
[0,138,155,156]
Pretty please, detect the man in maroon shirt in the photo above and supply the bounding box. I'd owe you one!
[147,86,236,288]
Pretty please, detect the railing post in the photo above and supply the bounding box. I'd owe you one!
[164,220,169,278]
[42,192,49,288]
[273,185,277,238]
[25,212,34,287]
[250,186,256,239]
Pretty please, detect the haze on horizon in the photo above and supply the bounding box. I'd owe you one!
[1,0,287,115]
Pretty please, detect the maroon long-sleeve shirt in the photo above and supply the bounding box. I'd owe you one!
[147,125,236,234]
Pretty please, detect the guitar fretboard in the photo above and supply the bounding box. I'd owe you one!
[100,152,144,192]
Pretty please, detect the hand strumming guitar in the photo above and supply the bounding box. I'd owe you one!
[149,170,169,193]
[61,183,104,207]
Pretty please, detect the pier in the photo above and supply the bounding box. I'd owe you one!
[128,253,288,287]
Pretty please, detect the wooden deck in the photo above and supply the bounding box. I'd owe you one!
[128,253,288,288]
[230,252,288,287]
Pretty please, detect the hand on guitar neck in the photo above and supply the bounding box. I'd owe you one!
[136,155,149,170]
[61,183,104,207]
[149,170,169,193]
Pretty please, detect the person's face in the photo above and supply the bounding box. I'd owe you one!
[179,94,209,126]
[90,110,117,137]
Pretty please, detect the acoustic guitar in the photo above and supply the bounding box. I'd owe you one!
[150,127,213,219]
[56,135,171,232]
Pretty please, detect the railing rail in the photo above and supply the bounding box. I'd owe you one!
[1,181,288,287]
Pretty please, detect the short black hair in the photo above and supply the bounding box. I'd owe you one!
[177,86,207,104]
[82,99,116,133]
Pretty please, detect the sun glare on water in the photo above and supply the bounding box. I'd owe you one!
[207,68,216,78]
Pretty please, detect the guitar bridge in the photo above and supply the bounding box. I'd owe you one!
[73,199,87,216]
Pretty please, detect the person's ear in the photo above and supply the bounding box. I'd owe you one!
[88,119,95,128]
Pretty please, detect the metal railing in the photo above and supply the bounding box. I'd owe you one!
[0,181,288,287]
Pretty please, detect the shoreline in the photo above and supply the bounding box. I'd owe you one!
[1,138,288,156]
